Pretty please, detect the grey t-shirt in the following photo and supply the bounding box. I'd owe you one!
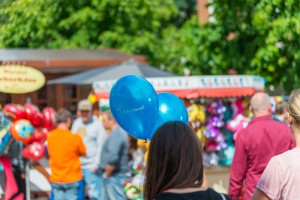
[100,127,129,173]
[71,115,107,169]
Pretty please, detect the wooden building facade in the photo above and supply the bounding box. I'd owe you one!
[0,49,146,113]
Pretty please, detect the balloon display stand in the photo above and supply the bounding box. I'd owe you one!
[0,103,55,199]
[0,163,51,198]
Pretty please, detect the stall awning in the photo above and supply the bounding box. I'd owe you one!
[47,59,176,85]
[93,75,265,99]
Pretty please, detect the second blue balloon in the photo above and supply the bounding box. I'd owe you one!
[150,92,189,138]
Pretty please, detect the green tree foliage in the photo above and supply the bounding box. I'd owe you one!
[1,0,300,93]
[152,16,227,75]
[211,0,300,92]
[156,0,300,93]
[0,0,177,53]
[172,0,197,26]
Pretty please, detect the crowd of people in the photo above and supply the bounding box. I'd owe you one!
[1,88,300,200]
[144,90,299,200]
[47,100,128,200]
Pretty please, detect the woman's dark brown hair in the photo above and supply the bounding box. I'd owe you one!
[144,121,203,200]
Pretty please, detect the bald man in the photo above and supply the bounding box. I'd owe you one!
[228,93,295,200]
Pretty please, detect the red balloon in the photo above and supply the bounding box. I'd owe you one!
[3,104,24,121]
[24,104,43,127]
[42,107,56,131]
[22,142,45,161]
[25,129,47,145]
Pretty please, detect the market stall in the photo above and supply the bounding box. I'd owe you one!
[93,75,265,197]
[93,75,265,160]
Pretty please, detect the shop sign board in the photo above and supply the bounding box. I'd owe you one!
[0,65,45,94]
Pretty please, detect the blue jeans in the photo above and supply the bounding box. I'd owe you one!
[50,180,84,200]
[82,168,102,200]
[101,172,128,200]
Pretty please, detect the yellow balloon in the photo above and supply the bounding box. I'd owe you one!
[88,93,97,104]
[197,105,206,123]
[137,139,150,149]
[196,128,203,140]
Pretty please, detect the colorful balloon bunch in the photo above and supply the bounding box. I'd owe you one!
[203,125,227,151]
[225,99,248,139]
[230,98,244,118]
[188,104,206,124]
[206,100,226,129]
[2,103,56,161]
[202,100,229,167]
[226,114,249,141]
[204,100,228,150]
[109,75,189,140]
[209,116,225,128]
[206,100,226,115]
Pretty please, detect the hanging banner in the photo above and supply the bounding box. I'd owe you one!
[0,65,45,94]
[93,75,265,98]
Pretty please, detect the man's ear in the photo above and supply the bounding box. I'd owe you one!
[287,112,293,124]
[268,103,272,113]
[268,103,272,110]
[249,105,253,113]
[67,118,72,127]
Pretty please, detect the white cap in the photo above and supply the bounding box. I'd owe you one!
[78,99,92,111]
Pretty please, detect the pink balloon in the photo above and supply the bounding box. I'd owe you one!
[226,114,247,132]
[231,99,243,117]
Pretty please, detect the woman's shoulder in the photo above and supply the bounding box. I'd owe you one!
[268,148,300,170]
[204,188,231,200]
[155,188,231,200]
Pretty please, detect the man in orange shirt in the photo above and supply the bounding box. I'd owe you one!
[47,108,86,200]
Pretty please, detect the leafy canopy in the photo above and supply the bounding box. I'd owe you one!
[1,0,300,93]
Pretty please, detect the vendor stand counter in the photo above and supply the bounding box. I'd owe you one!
[205,166,230,193]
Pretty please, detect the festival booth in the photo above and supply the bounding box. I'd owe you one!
[93,75,265,160]
[93,75,265,196]
[0,65,53,199]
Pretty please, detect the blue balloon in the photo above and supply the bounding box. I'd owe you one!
[110,75,159,140]
[152,93,189,136]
